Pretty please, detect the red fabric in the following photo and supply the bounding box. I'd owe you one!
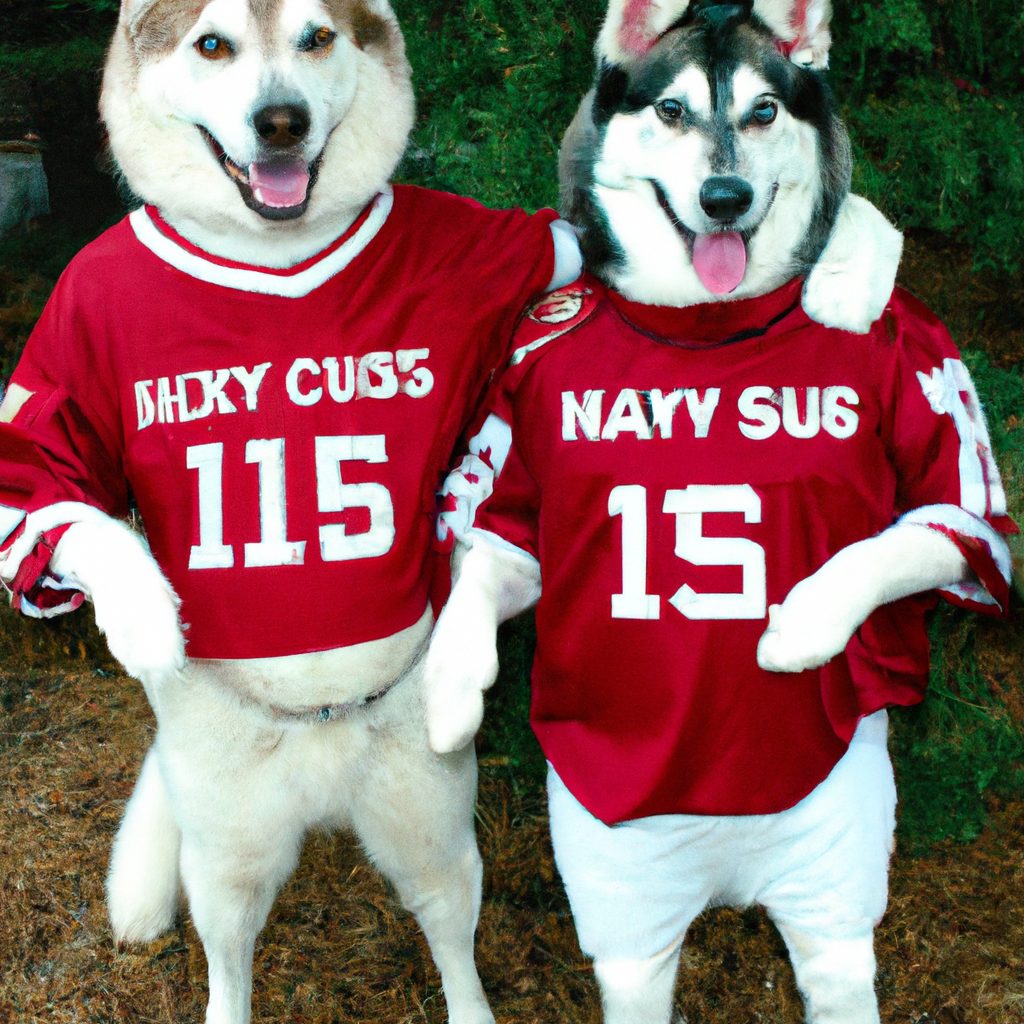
[473,275,1011,822]
[0,186,557,658]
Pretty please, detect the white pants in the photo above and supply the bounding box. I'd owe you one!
[547,711,896,1024]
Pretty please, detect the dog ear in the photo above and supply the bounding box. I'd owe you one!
[596,0,694,63]
[753,0,832,68]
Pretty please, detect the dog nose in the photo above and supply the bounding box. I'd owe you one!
[253,104,310,148]
[699,176,754,221]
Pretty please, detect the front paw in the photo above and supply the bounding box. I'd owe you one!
[424,624,498,754]
[756,581,863,674]
[93,582,185,689]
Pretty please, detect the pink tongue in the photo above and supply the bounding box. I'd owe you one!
[692,231,747,295]
[248,161,310,209]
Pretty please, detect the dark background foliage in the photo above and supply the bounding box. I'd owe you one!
[0,0,1022,853]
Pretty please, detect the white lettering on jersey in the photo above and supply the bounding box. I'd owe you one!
[287,358,323,406]
[609,485,660,619]
[648,389,684,438]
[357,352,399,399]
[740,386,861,440]
[737,386,780,439]
[315,435,396,560]
[396,349,434,397]
[230,363,273,411]
[562,390,605,441]
[602,389,651,440]
[136,380,156,430]
[323,356,355,402]
[244,438,306,567]
[684,388,721,438]
[187,443,234,569]
[663,485,766,620]
[137,363,271,429]
[821,386,860,438]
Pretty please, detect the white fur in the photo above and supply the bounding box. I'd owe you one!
[425,538,541,754]
[50,517,185,703]
[802,194,904,333]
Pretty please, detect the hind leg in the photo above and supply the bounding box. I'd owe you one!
[755,712,895,1024]
[771,925,878,1024]
[348,703,493,1024]
[153,673,309,1024]
[107,746,182,944]
[593,938,683,1024]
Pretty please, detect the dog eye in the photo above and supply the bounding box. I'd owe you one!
[195,35,234,60]
[752,100,778,125]
[655,99,684,124]
[304,26,337,52]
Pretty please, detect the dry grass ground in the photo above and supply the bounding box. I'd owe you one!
[1,615,1023,1024]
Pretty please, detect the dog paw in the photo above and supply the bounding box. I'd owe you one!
[756,580,866,674]
[424,618,499,754]
[52,518,185,690]
[803,195,903,334]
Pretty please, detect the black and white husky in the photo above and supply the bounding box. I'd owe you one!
[0,1,907,1023]
[425,1,1012,1023]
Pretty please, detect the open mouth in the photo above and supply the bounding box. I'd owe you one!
[198,127,323,221]
[651,181,778,295]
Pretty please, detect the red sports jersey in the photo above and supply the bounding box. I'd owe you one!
[0,185,559,659]
[457,275,1013,822]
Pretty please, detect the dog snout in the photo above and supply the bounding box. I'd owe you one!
[253,104,311,148]
[699,176,754,221]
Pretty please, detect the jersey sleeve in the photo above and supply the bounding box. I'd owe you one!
[883,289,1015,614]
[435,279,598,551]
[0,268,128,618]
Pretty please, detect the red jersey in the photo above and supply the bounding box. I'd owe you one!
[0,185,560,659]
[455,275,1013,822]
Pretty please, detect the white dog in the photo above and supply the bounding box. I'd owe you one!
[424,2,1015,1023]
[0,0,911,1022]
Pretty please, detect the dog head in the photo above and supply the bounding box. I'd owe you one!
[560,0,851,306]
[101,0,414,265]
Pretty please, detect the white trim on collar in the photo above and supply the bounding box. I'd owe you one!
[128,187,394,298]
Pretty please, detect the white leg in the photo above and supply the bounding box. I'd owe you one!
[772,925,879,1024]
[179,827,303,1024]
[594,938,683,1024]
[107,746,182,944]
[349,722,493,1024]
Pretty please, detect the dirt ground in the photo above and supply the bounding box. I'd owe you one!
[0,654,1022,1024]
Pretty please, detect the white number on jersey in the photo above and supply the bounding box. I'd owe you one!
[186,435,395,570]
[610,483,767,621]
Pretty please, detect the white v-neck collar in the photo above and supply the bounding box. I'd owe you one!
[129,186,393,298]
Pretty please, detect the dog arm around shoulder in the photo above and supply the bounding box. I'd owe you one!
[802,195,904,335]
[51,517,186,700]
[424,534,541,754]
[756,522,971,674]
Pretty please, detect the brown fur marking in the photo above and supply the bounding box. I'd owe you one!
[325,0,391,52]
[131,0,211,56]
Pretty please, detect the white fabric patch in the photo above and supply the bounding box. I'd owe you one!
[916,358,1008,520]
[0,501,116,584]
[898,502,1010,606]
[129,187,393,298]
[547,220,583,292]
[0,504,26,547]
[437,414,513,543]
